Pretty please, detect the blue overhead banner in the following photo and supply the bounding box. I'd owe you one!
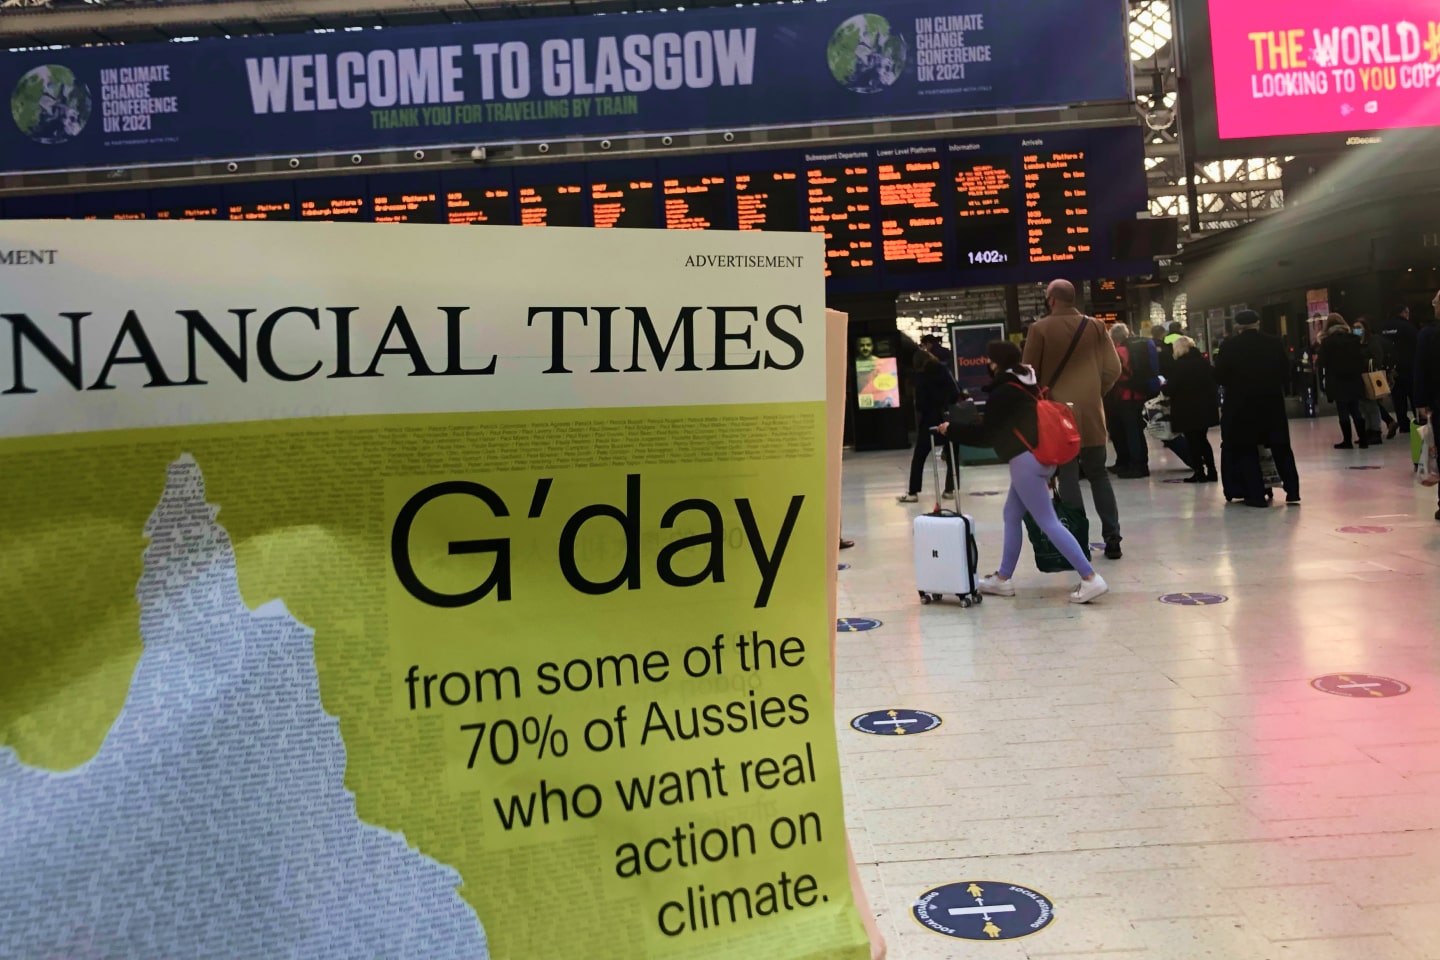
[1,0,1130,173]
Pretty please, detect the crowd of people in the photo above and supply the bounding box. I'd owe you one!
[890,281,1440,605]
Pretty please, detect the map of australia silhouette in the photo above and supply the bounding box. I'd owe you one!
[0,454,489,960]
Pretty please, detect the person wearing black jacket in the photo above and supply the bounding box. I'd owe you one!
[899,350,960,503]
[938,340,1108,605]
[1164,337,1220,483]
[1214,311,1301,506]
[1319,315,1369,449]
[1382,305,1419,430]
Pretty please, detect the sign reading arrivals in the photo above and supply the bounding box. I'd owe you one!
[0,0,1131,174]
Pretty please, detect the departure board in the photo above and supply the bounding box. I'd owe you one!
[590,180,655,229]
[877,158,944,271]
[952,155,1018,267]
[446,188,514,225]
[806,163,876,279]
[519,184,584,227]
[299,195,366,221]
[81,211,146,220]
[735,171,801,232]
[374,191,439,223]
[1090,277,1126,308]
[1024,149,1092,264]
[155,206,221,220]
[663,175,726,230]
[227,201,292,221]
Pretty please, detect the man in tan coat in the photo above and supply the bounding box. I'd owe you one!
[1022,280,1126,558]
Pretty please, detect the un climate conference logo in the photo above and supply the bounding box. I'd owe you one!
[11,65,92,145]
[827,14,908,93]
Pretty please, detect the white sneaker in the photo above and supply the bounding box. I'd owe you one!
[942,491,956,501]
[978,574,1015,597]
[1070,574,1109,605]
[896,493,919,503]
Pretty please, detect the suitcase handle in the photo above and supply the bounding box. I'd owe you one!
[928,426,956,508]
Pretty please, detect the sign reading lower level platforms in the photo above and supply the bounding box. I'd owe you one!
[913,881,1055,941]
[1311,674,1411,699]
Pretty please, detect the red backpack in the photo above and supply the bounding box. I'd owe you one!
[1007,382,1081,466]
[1008,317,1093,466]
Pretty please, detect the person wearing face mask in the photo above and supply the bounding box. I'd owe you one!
[938,340,1109,605]
[1318,314,1369,449]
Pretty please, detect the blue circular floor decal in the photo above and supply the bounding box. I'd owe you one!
[1160,592,1229,606]
[913,881,1056,941]
[971,491,1002,497]
[838,563,850,571]
[837,617,883,633]
[851,709,943,736]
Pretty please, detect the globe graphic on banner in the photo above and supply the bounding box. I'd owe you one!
[827,14,907,93]
[11,65,91,145]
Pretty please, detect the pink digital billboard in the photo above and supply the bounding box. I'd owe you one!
[1209,0,1440,140]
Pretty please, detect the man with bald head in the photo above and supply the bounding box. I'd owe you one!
[1023,279,1126,559]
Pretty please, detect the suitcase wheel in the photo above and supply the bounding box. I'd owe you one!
[972,592,984,605]
[919,591,933,605]
[959,596,973,608]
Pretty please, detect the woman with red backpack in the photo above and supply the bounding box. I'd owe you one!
[939,340,1109,604]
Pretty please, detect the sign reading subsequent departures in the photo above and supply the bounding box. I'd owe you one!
[877,147,945,272]
[1024,149,1092,264]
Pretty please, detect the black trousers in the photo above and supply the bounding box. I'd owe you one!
[908,430,955,495]
[1336,399,1365,443]
[1393,377,1415,426]
[1183,429,1216,476]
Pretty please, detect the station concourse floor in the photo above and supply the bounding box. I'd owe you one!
[834,418,1440,960]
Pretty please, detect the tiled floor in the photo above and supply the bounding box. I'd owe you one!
[835,418,1440,960]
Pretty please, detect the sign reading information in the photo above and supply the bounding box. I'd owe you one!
[0,221,868,960]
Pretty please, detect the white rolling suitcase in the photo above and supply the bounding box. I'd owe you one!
[914,430,982,608]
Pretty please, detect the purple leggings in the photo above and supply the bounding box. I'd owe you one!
[1000,451,1095,579]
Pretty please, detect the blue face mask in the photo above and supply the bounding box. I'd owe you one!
[1353,328,1364,337]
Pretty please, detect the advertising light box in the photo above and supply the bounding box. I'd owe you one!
[1210,0,1440,140]
[1182,0,1440,156]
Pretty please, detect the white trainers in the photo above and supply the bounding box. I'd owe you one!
[942,491,956,501]
[896,493,919,503]
[1070,574,1110,605]
[978,574,1015,597]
